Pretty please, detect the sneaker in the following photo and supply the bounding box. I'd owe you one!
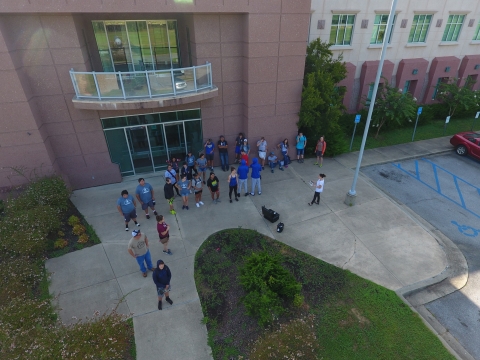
[258,192,262,195]
[297,159,300,163]
[125,226,129,231]
[250,192,255,196]
[165,297,173,305]
[150,267,156,271]
[170,210,176,215]
[262,166,265,170]
[196,203,200,208]
[158,300,162,310]
[213,199,217,204]
[216,199,221,203]
[146,214,150,219]
[153,210,158,215]
[182,205,186,210]
[237,193,240,197]
[319,164,323,168]
[308,202,312,206]
[135,222,140,227]
[167,249,172,255]
[285,165,288,168]
[280,168,284,171]
[271,169,274,173]
[186,206,189,210]
[230,199,232,203]
[314,162,318,165]
[245,193,249,196]
[199,201,204,205]
[203,181,206,184]
[142,272,147,278]
[235,198,239,202]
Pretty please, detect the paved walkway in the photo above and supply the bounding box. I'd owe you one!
[46,136,467,359]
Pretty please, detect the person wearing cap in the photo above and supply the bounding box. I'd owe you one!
[234,132,244,163]
[207,172,221,204]
[117,190,140,231]
[135,177,157,220]
[127,229,154,278]
[204,138,215,171]
[268,151,283,173]
[241,138,250,155]
[152,259,173,310]
[217,135,229,172]
[257,137,268,170]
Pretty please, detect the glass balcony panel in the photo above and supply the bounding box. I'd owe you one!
[121,73,149,97]
[148,71,175,96]
[176,68,195,93]
[195,65,210,89]
[73,73,98,98]
[96,73,124,98]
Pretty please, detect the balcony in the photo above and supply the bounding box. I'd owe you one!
[70,63,218,110]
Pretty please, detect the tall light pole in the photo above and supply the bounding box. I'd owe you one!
[344,0,398,206]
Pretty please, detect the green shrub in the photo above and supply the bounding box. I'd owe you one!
[54,238,68,249]
[72,224,86,235]
[68,215,81,227]
[78,233,89,244]
[239,251,301,326]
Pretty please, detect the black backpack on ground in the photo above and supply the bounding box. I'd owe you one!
[262,206,279,223]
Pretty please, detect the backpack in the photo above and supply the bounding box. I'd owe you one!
[276,222,284,233]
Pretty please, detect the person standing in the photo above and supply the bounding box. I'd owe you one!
[217,135,229,172]
[156,215,172,255]
[127,229,154,278]
[192,172,204,207]
[314,136,327,167]
[296,132,307,163]
[117,190,140,231]
[237,159,249,196]
[176,174,191,210]
[165,165,181,197]
[207,172,221,204]
[152,260,173,310]
[234,132,244,163]
[164,177,176,215]
[180,161,192,181]
[308,173,325,206]
[242,138,250,156]
[185,150,196,173]
[135,178,158,219]
[204,139,215,171]
[166,157,180,182]
[250,158,262,196]
[278,138,290,168]
[256,137,268,170]
[196,153,208,184]
[227,167,239,203]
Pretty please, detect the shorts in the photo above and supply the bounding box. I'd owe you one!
[206,153,214,161]
[210,188,219,194]
[180,190,190,197]
[159,236,169,244]
[296,148,304,156]
[123,209,137,222]
[195,190,202,194]
[157,285,171,297]
[198,167,206,173]
[316,151,323,157]
[235,145,241,154]
[141,200,154,210]
[258,151,266,159]
[167,198,175,205]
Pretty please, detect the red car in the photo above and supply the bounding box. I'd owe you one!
[450,131,480,160]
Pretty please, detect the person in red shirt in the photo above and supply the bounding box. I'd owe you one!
[156,215,172,255]
[240,150,249,165]
[314,136,327,167]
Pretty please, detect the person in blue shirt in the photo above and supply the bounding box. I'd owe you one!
[185,150,196,173]
[204,139,215,171]
[296,132,307,163]
[117,190,140,231]
[250,158,262,196]
[268,152,283,173]
[237,159,249,196]
[176,174,191,210]
[135,178,158,220]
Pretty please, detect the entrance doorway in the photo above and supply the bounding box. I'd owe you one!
[102,110,202,176]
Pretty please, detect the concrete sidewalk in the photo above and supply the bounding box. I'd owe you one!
[46,136,463,360]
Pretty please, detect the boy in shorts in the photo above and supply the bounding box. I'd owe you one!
[163,178,176,215]
[117,190,140,231]
[204,138,215,171]
[156,215,172,255]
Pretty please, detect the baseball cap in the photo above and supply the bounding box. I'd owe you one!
[132,229,140,237]
[243,138,248,142]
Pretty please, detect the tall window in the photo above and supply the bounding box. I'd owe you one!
[403,80,411,94]
[442,15,465,42]
[432,77,447,100]
[473,21,480,40]
[408,14,432,42]
[366,84,374,105]
[92,20,180,72]
[330,14,355,45]
[371,14,396,44]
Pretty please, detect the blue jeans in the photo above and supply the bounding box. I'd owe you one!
[135,249,153,273]
[219,152,229,170]
[251,178,261,193]
[269,161,277,169]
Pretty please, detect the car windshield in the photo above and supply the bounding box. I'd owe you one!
[463,132,480,140]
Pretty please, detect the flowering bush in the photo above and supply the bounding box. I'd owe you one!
[54,238,68,249]
[72,224,86,236]
[68,215,81,227]
[77,233,89,244]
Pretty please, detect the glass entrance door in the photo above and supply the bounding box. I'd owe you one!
[164,123,186,161]
[126,126,154,174]
[147,125,168,171]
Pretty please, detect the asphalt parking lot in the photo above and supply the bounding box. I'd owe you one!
[363,153,480,359]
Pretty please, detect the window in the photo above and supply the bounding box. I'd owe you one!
[473,21,480,40]
[408,15,432,42]
[432,77,447,100]
[402,80,411,94]
[442,15,465,42]
[371,14,396,44]
[366,84,374,105]
[330,14,355,45]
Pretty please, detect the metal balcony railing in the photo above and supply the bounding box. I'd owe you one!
[70,63,213,100]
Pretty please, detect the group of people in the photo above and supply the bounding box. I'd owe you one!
[117,132,329,303]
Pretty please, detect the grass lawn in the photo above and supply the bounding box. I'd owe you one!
[348,116,480,152]
[195,229,454,360]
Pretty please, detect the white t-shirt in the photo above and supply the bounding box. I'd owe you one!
[315,179,324,193]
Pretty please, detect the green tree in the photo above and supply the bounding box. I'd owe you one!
[366,79,417,139]
[298,39,348,156]
[436,77,477,119]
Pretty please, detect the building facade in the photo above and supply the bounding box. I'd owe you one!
[0,0,310,189]
[309,0,480,111]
